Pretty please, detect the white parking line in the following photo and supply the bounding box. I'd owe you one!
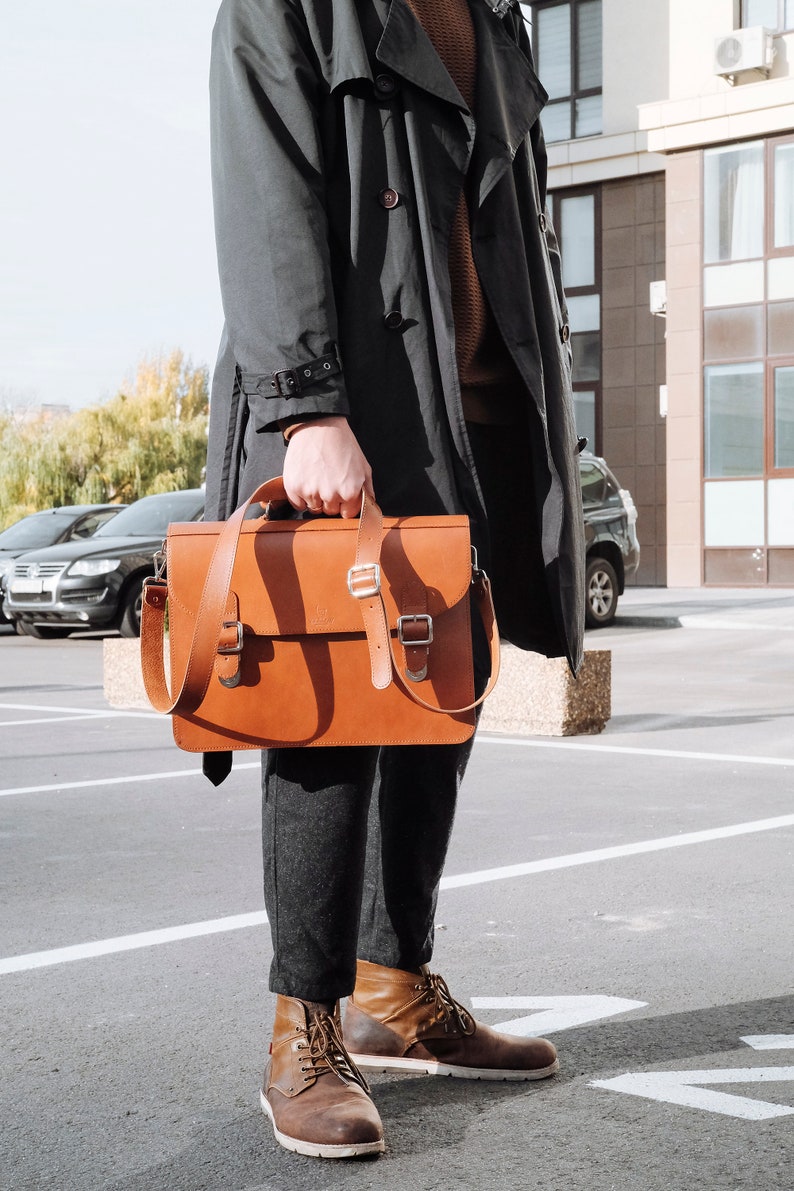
[0,702,160,727]
[0,702,110,715]
[477,736,794,768]
[2,737,793,799]
[439,812,794,889]
[1,810,792,976]
[0,761,260,798]
[0,714,138,729]
[0,912,269,975]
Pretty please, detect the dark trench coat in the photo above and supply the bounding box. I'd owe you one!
[206,0,585,672]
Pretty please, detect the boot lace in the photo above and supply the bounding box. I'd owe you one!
[416,971,476,1036]
[298,1011,372,1093]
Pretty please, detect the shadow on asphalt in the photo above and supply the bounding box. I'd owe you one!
[99,995,794,1191]
[101,1074,551,1191]
[607,712,787,733]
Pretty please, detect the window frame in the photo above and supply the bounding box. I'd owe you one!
[767,134,794,259]
[527,0,603,143]
[702,134,794,497]
[768,358,794,475]
[548,184,603,452]
[740,0,794,32]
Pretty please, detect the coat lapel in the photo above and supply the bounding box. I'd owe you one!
[375,0,470,111]
[467,3,548,207]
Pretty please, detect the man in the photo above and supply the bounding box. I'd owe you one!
[206,0,585,1160]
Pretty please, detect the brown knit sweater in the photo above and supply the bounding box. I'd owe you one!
[406,0,522,424]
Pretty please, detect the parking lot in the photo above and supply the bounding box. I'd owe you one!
[1,589,793,1190]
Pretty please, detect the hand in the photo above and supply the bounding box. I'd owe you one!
[282,417,373,518]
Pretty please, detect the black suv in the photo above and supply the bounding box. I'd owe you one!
[4,489,204,638]
[579,452,640,627]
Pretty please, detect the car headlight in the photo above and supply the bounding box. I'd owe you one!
[67,558,121,577]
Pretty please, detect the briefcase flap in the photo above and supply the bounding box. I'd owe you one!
[166,514,472,637]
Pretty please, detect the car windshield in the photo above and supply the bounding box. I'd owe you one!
[0,511,78,550]
[92,490,203,537]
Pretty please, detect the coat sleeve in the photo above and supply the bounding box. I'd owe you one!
[210,0,349,431]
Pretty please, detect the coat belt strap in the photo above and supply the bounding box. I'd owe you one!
[239,347,343,400]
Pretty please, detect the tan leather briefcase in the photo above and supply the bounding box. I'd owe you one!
[140,477,499,754]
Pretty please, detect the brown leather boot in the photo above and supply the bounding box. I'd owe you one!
[344,960,559,1081]
[261,995,385,1159]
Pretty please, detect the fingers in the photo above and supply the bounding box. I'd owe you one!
[282,418,373,517]
[295,488,364,518]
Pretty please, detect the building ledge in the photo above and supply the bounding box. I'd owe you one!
[639,76,794,152]
[547,130,667,187]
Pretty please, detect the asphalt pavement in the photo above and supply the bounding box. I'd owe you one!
[1,587,792,1191]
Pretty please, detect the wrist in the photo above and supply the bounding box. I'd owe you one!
[280,415,347,443]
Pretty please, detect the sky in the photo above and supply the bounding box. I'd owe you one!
[0,1,223,409]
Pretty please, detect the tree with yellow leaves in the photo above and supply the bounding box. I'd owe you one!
[0,351,209,528]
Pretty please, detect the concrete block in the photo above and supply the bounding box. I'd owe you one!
[103,638,151,710]
[479,647,611,737]
[103,638,612,738]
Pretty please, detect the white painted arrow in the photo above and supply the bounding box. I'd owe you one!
[741,1035,794,1050]
[470,995,647,1036]
[592,1068,794,1121]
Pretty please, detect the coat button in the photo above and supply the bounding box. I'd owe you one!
[374,73,398,97]
[383,310,405,330]
[539,211,548,232]
[378,188,400,209]
[560,323,570,343]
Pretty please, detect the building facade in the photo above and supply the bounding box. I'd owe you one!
[523,0,794,587]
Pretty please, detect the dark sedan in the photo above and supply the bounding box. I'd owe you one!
[0,504,124,626]
[4,489,204,638]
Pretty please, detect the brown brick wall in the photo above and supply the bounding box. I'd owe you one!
[601,174,667,587]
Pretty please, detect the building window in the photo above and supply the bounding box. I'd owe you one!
[741,0,794,30]
[703,142,764,263]
[704,363,765,477]
[773,142,794,249]
[527,1,602,143]
[703,136,794,573]
[548,187,601,450]
[774,366,794,468]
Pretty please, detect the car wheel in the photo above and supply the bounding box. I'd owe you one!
[119,580,145,638]
[585,556,618,628]
[19,623,73,640]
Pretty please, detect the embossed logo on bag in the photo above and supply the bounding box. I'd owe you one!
[311,606,334,628]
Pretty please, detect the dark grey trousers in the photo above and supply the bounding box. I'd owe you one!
[261,736,477,1001]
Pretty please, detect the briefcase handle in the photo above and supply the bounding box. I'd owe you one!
[140,477,500,718]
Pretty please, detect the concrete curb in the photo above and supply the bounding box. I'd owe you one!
[104,639,611,737]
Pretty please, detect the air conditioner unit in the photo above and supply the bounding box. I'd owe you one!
[649,280,667,317]
[714,27,775,82]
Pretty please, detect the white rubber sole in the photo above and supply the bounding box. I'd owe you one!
[260,1090,385,1159]
[348,1054,560,1081]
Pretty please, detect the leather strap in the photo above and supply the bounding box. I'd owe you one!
[384,570,500,714]
[140,479,500,720]
[141,477,290,715]
[349,489,391,690]
[399,581,430,682]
